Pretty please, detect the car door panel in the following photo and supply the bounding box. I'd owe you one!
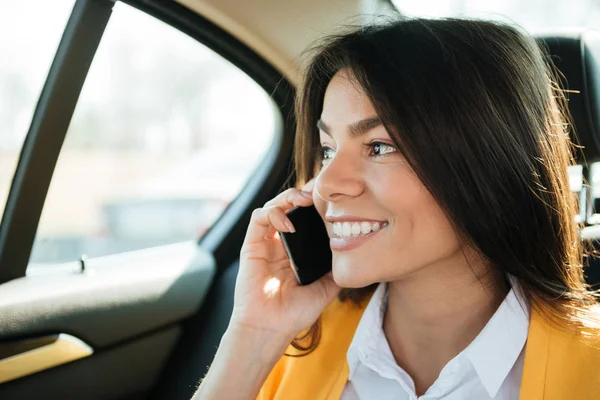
[0,243,215,349]
[0,242,215,396]
[0,0,295,397]
[151,259,239,400]
[2,326,180,400]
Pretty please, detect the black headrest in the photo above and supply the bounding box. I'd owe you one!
[536,30,600,163]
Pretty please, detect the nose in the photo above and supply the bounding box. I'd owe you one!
[315,150,365,202]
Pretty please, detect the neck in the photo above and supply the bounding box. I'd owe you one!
[382,249,509,396]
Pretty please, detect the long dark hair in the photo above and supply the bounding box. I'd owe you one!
[286,17,599,356]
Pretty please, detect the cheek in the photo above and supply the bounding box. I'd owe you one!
[369,167,423,215]
[362,170,459,276]
[380,171,453,240]
[387,178,460,268]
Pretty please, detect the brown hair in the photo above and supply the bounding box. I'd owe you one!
[286,17,599,356]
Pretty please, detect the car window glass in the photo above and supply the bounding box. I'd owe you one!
[391,0,600,30]
[0,0,75,225]
[30,2,279,264]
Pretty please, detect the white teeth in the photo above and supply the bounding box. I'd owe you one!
[342,222,351,236]
[333,222,342,236]
[332,221,386,238]
[360,221,371,235]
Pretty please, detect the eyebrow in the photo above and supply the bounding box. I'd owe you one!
[317,117,382,138]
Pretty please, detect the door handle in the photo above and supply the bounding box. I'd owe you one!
[0,333,93,384]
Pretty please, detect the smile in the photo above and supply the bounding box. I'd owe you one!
[332,221,385,238]
[329,221,388,251]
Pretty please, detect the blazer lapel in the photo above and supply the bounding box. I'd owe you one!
[519,307,549,400]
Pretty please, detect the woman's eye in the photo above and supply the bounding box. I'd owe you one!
[320,146,335,163]
[370,142,397,157]
[318,143,396,165]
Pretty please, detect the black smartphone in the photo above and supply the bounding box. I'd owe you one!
[278,205,332,285]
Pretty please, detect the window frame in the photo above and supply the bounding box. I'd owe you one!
[0,0,296,283]
[0,0,113,283]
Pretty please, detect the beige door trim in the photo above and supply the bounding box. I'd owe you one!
[0,334,93,384]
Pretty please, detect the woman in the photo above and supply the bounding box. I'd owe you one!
[194,18,600,399]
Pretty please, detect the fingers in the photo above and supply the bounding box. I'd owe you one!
[244,188,313,246]
[301,178,316,193]
[267,236,288,262]
[239,237,288,264]
[244,206,292,249]
[263,187,313,209]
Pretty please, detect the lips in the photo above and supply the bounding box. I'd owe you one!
[325,215,387,224]
[329,226,386,251]
[324,215,388,251]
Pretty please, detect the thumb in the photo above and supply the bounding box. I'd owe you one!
[301,272,341,309]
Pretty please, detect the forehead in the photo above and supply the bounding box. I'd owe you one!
[321,69,377,125]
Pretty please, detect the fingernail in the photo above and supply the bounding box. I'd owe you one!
[302,179,316,192]
[301,190,312,198]
[285,219,296,233]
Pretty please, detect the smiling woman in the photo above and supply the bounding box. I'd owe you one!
[194,17,600,400]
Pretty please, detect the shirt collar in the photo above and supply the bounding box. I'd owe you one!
[346,275,530,397]
[347,281,388,381]
[462,274,530,397]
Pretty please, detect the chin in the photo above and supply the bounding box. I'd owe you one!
[331,261,376,289]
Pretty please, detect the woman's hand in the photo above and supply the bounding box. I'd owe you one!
[230,180,341,344]
[195,182,340,400]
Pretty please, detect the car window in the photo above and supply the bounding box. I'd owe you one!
[29,2,279,264]
[0,0,75,225]
[391,0,600,30]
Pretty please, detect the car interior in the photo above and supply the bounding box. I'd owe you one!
[0,0,599,399]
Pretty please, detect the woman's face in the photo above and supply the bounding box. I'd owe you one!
[313,69,462,288]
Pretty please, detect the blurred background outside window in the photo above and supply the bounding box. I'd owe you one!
[3,0,599,265]
[0,0,75,221]
[1,1,279,264]
[391,0,600,31]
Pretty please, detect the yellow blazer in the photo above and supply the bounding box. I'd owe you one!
[258,293,600,399]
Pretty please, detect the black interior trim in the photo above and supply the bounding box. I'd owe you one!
[121,0,298,273]
[0,0,114,284]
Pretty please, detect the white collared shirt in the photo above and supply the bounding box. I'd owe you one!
[341,279,530,400]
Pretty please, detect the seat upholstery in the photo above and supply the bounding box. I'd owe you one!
[536,30,600,163]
